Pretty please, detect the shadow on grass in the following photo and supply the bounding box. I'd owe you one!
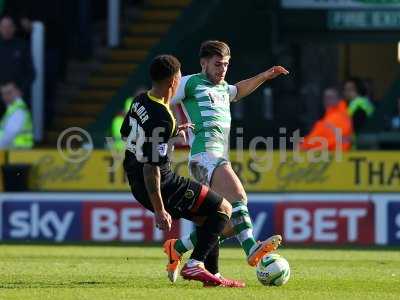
[1,281,113,289]
[1,241,399,251]
[0,280,187,290]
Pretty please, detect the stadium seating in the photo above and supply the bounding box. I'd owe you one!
[46,0,191,144]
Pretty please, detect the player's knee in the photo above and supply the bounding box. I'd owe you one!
[241,194,248,206]
[234,193,248,206]
[218,198,232,218]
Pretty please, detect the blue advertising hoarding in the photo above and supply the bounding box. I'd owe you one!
[0,193,399,245]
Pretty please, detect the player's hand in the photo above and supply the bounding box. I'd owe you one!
[154,209,172,231]
[263,66,289,80]
[177,130,188,144]
[178,123,195,131]
[177,123,195,144]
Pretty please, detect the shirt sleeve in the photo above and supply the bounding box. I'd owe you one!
[0,110,26,149]
[228,84,238,102]
[171,75,192,105]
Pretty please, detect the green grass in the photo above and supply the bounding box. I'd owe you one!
[0,245,399,300]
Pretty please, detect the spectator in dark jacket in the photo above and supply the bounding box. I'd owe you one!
[0,16,34,106]
[343,77,374,134]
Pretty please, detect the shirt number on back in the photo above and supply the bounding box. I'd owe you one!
[126,117,145,159]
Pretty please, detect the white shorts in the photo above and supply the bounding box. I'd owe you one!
[189,152,230,186]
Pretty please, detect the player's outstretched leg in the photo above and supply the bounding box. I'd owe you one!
[231,200,282,266]
[185,160,282,267]
[211,164,282,266]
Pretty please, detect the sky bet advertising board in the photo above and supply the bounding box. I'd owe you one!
[0,193,398,245]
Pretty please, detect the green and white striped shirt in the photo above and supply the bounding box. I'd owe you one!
[172,73,237,157]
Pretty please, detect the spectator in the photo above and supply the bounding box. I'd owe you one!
[111,97,134,152]
[16,0,71,127]
[390,98,400,131]
[0,81,33,149]
[299,88,353,151]
[0,16,35,106]
[344,77,374,134]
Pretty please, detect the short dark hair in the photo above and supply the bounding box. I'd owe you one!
[0,15,15,24]
[149,54,181,82]
[199,40,231,59]
[324,87,340,96]
[346,77,368,96]
[0,80,19,89]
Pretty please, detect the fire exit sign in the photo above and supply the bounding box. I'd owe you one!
[328,10,400,30]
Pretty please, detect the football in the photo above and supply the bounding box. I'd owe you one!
[256,253,290,286]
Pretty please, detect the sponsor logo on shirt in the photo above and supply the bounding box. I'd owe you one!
[208,91,228,106]
[158,143,168,156]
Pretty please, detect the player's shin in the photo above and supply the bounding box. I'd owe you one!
[173,230,197,255]
[204,243,219,275]
[189,211,229,263]
[181,210,229,285]
[173,228,231,256]
[231,200,258,257]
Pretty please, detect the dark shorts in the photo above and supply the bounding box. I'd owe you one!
[127,171,223,220]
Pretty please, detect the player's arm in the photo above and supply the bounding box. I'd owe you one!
[232,66,289,102]
[143,164,172,231]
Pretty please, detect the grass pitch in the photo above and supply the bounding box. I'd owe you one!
[0,245,399,300]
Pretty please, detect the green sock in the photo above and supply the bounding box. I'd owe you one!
[174,230,197,255]
[231,201,257,256]
[174,229,229,255]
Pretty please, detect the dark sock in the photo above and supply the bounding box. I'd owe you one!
[204,243,219,275]
[190,212,229,262]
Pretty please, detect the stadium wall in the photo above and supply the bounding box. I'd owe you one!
[0,193,399,246]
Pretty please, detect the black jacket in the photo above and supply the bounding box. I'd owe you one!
[0,38,35,94]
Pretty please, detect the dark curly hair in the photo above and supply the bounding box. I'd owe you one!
[149,54,181,83]
[346,77,368,97]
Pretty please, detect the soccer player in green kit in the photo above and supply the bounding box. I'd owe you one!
[164,40,289,284]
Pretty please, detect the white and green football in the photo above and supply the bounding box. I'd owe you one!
[256,253,290,286]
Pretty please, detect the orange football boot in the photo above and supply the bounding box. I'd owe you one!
[247,235,282,267]
[163,239,182,283]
